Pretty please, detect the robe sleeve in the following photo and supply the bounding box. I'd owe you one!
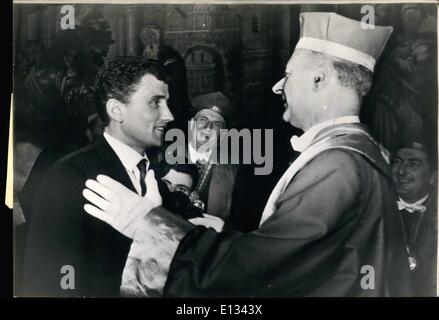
[120,207,196,296]
[163,150,364,297]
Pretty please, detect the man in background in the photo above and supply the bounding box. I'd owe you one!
[186,91,239,223]
[392,139,437,296]
[156,162,199,197]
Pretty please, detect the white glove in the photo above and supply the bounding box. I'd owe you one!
[189,214,225,232]
[82,170,162,239]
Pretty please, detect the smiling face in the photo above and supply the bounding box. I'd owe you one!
[119,73,173,152]
[392,148,434,202]
[192,109,226,149]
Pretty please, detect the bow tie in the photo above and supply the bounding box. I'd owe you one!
[397,199,427,213]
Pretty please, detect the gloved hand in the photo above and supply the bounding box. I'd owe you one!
[82,170,162,239]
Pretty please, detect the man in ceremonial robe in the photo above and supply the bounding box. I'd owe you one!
[83,13,410,297]
[162,91,257,231]
[186,92,240,224]
[392,140,437,296]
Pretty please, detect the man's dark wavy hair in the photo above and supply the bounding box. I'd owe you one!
[155,162,199,190]
[94,57,169,126]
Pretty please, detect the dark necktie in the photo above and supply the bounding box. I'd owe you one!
[196,159,206,172]
[137,158,147,196]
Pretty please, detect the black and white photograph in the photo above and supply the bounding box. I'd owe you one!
[12,0,438,298]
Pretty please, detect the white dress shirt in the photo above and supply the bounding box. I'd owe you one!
[188,143,213,164]
[290,116,360,152]
[104,132,149,195]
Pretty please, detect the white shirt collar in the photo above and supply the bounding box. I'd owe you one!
[398,194,430,207]
[290,116,360,152]
[188,143,212,164]
[104,132,148,172]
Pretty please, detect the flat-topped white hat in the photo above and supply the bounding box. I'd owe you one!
[295,12,393,71]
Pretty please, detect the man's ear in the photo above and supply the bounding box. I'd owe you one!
[106,98,125,123]
[313,63,331,92]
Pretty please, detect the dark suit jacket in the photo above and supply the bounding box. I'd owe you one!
[199,163,239,222]
[402,194,437,296]
[23,136,136,297]
[15,147,71,296]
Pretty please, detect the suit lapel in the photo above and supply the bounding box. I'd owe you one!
[94,135,137,193]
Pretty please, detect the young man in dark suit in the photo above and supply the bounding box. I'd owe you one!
[23,57,173,297]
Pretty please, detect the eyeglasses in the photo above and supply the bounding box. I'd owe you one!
[195,115,226,130]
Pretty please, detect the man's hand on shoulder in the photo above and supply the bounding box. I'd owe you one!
[82,170,162,239]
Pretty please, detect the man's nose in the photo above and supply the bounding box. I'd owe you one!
[205,121,214,130]
[398,162,409,176]
[272,77,285,95]
[161,102,174,123]
[167,184,176,192]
